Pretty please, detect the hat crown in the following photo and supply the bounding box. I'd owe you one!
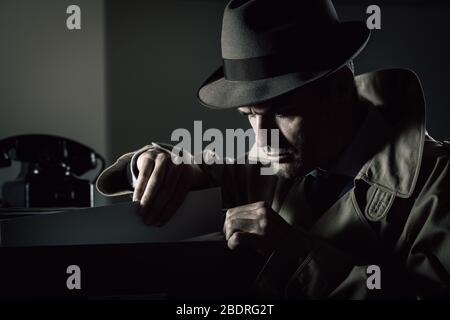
[221,0,340,59]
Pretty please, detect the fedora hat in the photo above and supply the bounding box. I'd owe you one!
[197,0,370,109]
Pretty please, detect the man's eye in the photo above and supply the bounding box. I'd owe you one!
[274,113,287,118]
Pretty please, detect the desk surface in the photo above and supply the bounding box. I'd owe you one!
[0,241,265,299]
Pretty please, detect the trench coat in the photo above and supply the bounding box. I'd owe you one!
[96,69,450,299]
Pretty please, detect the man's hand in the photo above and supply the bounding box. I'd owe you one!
[223,201,296,257]
[133,149,199,226]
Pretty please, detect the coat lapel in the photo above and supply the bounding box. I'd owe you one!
[278,179,382,263]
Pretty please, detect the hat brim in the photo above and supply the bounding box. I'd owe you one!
[197,21,371,109]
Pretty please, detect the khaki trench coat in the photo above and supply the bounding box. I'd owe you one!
[97,69,450,299]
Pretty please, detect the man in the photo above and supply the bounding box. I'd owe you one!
[96,0,450,299]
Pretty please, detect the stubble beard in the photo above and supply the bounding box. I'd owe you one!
[273,137,306,179]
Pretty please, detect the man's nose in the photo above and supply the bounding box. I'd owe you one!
[255,115,276,148]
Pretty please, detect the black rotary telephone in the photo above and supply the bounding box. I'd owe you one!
[0,134,105,208]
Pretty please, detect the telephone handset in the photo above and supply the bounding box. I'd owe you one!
[0,134,105,208]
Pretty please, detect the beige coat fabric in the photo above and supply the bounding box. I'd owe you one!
[97,69,450,299]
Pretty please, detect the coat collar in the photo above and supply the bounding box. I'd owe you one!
[330,102,389,178]
[354,68,426,198]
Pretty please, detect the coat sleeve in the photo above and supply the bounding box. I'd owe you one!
[402,151,450,298]
[94,143,229,197]
[95,144,157,196]
[254,230,358,299]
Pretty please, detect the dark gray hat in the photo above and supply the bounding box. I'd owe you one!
[197,0,370,109]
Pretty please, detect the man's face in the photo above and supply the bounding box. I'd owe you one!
[238,80,339,179]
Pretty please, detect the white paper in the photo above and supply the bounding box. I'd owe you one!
[0,188,223,247]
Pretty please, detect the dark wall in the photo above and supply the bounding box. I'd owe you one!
[0,0,108,206]
[106,0,245,162]
[339,3,450,141]
[106,0,450,163]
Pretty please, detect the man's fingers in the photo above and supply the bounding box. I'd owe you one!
[226,207,266,221]
[133,159,155,202]
[226,201,267,217]
[144,164,185,226]
[140,153,169,213]
[223,206,268,235]
[224,217,259,240]
[227,231,262,251]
